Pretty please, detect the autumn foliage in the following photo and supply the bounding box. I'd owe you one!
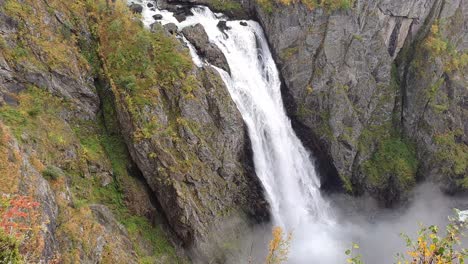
[0,195,40,238]
[0,195,42,263]
[265,226,292,264]
[346,217,467,264]
[398,221,467,264]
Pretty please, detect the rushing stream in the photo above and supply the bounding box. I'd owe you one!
[132,1,468,263]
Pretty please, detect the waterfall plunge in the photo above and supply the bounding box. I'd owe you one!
[138,1,347,262]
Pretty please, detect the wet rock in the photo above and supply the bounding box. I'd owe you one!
[147,2,154,8]
[129,3,143,14]
[173,6,193,22]
[159,0,249,19]
[240,21,248,26]
[182,24,230,73]
[163,23,178,34]
[152,14,163,20]
[217,20,230,32]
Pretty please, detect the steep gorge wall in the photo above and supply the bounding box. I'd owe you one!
[0,0,268,262]
[251,0,467,204]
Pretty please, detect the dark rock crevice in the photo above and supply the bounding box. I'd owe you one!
[396,0,444,132]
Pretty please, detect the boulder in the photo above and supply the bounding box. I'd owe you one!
[182,24,230,73]
[173,6,193,22]
[129,3,143,14]
[163,22,178,34]
[152,14,163,20]
[217,20,231,32]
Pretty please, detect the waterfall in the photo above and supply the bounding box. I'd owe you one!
[136,1,345,262]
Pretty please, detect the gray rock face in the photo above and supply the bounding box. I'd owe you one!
[113,63,268,246]
[244,0,467,202]
[182,24,231,73]
[0,2,176,262]
[398,0,468,193]
[0,5,99,119]
[167,0,465,202]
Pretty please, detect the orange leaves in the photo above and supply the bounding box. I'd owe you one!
[266,226,292,264]
[0,195,40,239]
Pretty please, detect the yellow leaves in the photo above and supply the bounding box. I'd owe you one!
[265,226,292,264]
[431,24,440,35]
[399,221,467,264]
[424,20,467,73]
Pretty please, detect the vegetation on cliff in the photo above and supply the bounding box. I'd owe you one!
[0,0,187,262]
[256,0,355,13]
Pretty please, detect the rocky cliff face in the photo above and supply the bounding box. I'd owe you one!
[175,0,467,204]
[0,0,177,262]
[0,0,267,262]
[202,0,467,205]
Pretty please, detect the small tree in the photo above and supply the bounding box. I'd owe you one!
[345,214,467,264]
[0,195,41,263]
[265,226,292,264]
[397,219,467,264]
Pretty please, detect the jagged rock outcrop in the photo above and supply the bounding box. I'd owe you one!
[107,44,267,247]
[182,24,231,73]
[93,3,269,252]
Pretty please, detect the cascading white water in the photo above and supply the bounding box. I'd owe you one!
[136,1,346,262]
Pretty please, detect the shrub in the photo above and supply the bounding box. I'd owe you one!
[265,226,292,264]
[346,215,467,264]
[0,230,21,264]
[42,165,63,180]
[363,137,418,191]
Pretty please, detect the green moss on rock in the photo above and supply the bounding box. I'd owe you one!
[363,137,418,191]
